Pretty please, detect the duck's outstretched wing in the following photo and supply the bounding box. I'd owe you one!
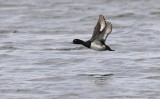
[100,22,112,42]
[89,15,106,41]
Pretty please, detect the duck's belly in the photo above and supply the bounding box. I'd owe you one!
[90,42,106,51]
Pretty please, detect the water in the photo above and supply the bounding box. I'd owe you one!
[0,0,160,98]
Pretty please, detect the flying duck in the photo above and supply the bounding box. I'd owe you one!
[73,15,114,51]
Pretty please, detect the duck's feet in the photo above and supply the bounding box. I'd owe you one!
[105,45,115,51]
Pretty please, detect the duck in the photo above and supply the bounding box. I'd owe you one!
[73,15,114,51]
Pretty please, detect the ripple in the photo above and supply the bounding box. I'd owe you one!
[0,30,17,34]
[112,13,134,18]
[29,76,65,82]
[0,45,18,50]
[78,73,113,78]
[0,88,48,94]
[150,11,160,15]
[43,47,84,51]
[145,76,160,80]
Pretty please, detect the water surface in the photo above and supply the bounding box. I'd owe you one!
[0,0,160,99]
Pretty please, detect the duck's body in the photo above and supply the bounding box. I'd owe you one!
[73,15,114,51]
[73,39,113,51]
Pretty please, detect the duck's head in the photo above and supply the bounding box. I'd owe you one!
[73,39,83,44]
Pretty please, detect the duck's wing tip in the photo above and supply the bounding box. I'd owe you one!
[99,15,106,32]
[105,22,112,34]
[100,21,112,42]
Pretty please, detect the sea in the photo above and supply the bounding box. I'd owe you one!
[0,0,160,99]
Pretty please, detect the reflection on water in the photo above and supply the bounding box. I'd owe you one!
[0,0,160,99]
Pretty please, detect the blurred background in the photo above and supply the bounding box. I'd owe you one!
[0,0,160,99]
